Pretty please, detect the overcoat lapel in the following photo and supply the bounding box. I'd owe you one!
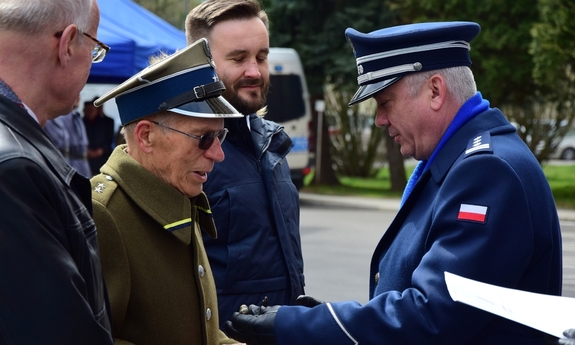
[371,170,432,267]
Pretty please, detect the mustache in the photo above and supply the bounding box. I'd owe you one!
[235,78,262,87]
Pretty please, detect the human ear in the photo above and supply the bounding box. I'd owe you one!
[56,24,79,67]
[428,74,446,111]
[134,121,154,153]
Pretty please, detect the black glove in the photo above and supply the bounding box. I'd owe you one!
[295,295,325,308]
[559,329,575,345]
[225,304,280,345]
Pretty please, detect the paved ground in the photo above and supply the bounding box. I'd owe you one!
[299,192,575,221]
[299,192,575,298]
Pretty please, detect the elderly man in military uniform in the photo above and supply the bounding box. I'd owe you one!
[91,39,245,345]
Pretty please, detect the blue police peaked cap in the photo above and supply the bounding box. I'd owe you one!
[345,21,480,106]
[94,38,242,125]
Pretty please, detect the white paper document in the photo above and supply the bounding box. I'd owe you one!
[444,271,575,339]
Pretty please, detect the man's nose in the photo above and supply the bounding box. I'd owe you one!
[375,111,389,127]
[244,59,262,79]
[205,137,225,162]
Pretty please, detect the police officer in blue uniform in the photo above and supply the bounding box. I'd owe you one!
[225,21,563,345]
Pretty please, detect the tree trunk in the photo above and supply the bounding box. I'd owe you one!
[316,113,339,185]
[310,95,339,186]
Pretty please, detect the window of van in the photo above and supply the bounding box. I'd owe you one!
[265,75,306,123]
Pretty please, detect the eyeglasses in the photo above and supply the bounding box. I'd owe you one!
[151,121,228,150]
[54,30,110,63]
[82,32,110,63]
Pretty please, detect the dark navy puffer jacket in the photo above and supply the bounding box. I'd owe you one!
[203,113,305,328]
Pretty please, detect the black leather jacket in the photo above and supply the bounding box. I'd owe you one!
[0,96,113,344]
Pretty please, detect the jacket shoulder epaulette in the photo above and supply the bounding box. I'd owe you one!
[464,131,493,158]
[90,174,119,205]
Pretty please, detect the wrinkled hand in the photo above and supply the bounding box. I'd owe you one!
[295,295,325,308]
[559,329,575,345]
[225,304,280,345]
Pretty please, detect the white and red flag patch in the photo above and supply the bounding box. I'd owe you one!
[457,204,488,223]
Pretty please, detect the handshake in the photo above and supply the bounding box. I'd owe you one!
[226,296,574,345]
[225,295,324,345]
[560,329,575,345]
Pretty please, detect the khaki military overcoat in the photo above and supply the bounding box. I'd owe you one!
[91,145,237,345]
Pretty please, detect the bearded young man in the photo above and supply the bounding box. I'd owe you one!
[185,0,305,330]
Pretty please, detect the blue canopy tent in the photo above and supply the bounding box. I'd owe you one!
[88,0,187,83]
[88,27,136,84]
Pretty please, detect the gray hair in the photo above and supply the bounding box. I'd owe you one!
[123,112,181,142]
[185,0,268,45]
[0,0,93,35]
[404,66,477,105]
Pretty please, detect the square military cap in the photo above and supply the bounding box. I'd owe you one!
[95,38,242,125]
[345,21,480,106]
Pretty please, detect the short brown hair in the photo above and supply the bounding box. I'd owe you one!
[185,0,269,45]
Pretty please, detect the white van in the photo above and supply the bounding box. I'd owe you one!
[265,47,312,189]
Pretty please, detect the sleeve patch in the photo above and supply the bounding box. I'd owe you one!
[457,204,488,223]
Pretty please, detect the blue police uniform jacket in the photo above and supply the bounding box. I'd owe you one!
[203,113,305,327]
[274,101,562,344]
[0,96,113,344]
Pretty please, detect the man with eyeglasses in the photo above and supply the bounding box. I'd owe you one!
[0,0,114,344]
[90,39,245,345]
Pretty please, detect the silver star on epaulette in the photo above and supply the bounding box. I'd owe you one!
[94,183,106,194]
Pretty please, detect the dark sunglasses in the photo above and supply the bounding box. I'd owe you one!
[150,121,228,150]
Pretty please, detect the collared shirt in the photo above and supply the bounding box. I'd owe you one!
[0,79,38,123]
[22,103,39,123]
[45,110,91,177]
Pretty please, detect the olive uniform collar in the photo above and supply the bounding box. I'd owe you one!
[97,145,217,244]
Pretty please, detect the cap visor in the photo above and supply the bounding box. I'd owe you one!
[348,77,402,106]
[168,96,243,118]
